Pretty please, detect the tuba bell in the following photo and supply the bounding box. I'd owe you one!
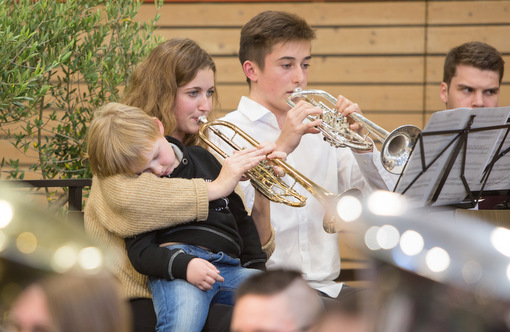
[198,116,361,233]
[287,88,422,174]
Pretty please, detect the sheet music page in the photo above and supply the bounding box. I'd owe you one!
[394,108,472,205]
[434,107,510,205]
[479,108,510,191]
[395,107,510,206]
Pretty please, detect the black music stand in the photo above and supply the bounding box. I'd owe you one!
[393,107,510,208]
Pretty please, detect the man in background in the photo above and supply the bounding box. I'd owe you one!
[440,41,507,209]
[440,41,504,110]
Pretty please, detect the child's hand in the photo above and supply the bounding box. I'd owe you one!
[207,146,267,200]
[207,143,287,200]
[186,258,224,291]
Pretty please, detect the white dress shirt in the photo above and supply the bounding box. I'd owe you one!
[216,96,396,297]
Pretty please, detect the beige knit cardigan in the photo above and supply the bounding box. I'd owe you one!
[84,173,275,300]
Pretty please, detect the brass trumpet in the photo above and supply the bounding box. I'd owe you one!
[287,88,422,174]
[198,117,361,233]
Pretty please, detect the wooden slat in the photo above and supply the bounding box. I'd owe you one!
[157,26,426,56]
[154,27,510,79]
[308,56,425,83]
[428,0,510,25]
[315,27,425,55]
[137,2,426,27]
[426,26,510,54]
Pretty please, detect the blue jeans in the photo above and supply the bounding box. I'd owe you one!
[148,244,261,332]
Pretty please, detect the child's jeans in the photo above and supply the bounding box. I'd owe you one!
[148,244,260,332]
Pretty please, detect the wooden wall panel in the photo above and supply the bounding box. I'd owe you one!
[426,26,510,54]
[309,57,425,83]
[4,0,510,180]
[134,0,510,133]
[157,26,426,55]
[427,1,510,24]
[138,2,426,27]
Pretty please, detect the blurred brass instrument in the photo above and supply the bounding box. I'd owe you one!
[287,88,422,174]
[198,117,361,233]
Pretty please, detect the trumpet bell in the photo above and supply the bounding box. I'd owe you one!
[382,125,422,174]
[323,188,363,233]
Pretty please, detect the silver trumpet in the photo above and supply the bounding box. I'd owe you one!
[198,116,361,233]
[287,88,422,174]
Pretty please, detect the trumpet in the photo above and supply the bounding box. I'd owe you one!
[198,116,361,233]
[287,88,422,174]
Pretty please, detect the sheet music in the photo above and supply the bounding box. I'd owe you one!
[394,106,510,206]
[481,119,510,191]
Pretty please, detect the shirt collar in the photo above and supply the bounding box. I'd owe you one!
[237,96,277,124]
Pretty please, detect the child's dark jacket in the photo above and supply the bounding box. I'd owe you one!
[125,136,266,281]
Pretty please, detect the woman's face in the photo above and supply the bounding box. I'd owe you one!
[172,68,215,141]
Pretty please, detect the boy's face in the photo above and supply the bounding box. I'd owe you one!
[440,64,500,109]
[135,135,179,177]
[248,40,312,115]
[173,68,215,141]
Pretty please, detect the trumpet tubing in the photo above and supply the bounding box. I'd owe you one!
[198,117,307,207]
[287,88,422,174]
[198,117,359,233]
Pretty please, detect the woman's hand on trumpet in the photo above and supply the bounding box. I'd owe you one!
[276,100,322,155]
[236,142,287,180]
[207,143,286,200]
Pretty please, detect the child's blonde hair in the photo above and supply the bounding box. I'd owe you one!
[87,103,161,178]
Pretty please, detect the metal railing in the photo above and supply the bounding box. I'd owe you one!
[5,179,92,212]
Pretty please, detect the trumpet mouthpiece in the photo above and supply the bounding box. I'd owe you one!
[198,116,208,125]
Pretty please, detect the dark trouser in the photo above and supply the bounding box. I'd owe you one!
[128,298,232,332]
[129,298,157,332]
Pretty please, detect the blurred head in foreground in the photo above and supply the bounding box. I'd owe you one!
[4,272,130,332]
[231,269,323,332]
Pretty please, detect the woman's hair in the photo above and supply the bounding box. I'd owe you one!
[121,38,218,147]
[239,11,316,85]
[87,102,161,178]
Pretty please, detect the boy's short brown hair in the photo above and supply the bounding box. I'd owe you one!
[443,41,504,86]
[87,103,161,178]
[239,11,316,82]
